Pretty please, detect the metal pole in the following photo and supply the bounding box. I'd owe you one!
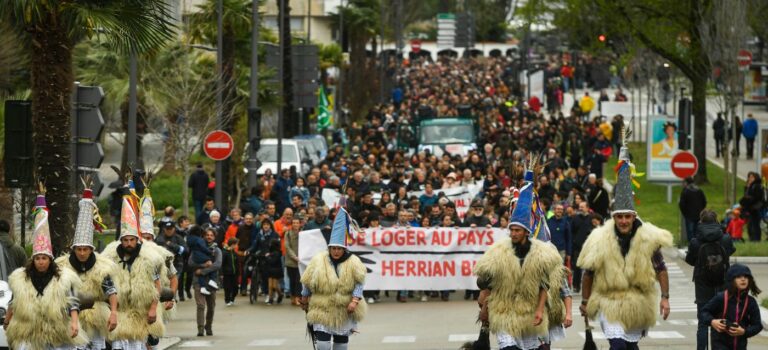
[337,0,344,127]
[307,0,311,42]
[379,0,386,104]
[247,0,260,188]
[215,0,224,209]
[127,55,137,167]
[277,0,285,175]
[20,189,25,245]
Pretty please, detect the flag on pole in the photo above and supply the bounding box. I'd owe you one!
[317,85,333,130]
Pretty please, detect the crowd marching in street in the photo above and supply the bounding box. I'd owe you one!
[3,55,766,350]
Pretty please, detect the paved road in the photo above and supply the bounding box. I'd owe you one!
[159,249,768,350]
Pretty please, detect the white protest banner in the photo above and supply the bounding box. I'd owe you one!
[298,226,508,290]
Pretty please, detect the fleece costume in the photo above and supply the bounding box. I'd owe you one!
[56,253,117,348]
[7,267,88,350]
[301,251,368,332]
[101,240,166,344]
[577,219,673,332]
[474,237,564,341]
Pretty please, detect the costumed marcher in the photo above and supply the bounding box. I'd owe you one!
[474,167,565,350]
[578,128,673,349]
[300,208,367,350]
[4,185,88,350]
[102,178,167,350]
[136,178,178,347]
[56,181,119,350]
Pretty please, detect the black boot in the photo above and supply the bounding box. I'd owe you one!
[205,325,213,336]
[197,327,204,337]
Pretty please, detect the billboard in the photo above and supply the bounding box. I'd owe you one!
[647,114,685,182]
[758,126,768,180]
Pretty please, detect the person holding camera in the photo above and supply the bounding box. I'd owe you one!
[701,264,763,350]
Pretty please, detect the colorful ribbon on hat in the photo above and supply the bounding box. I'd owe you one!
[614,159,645,204]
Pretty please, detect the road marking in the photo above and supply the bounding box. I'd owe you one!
[667,319,698,326]
[448,334,478,342]
[248,339,286,346]
[382,336,417,343]
[648,331,686,339]
[580,331,685,339]
[179,340,214,347]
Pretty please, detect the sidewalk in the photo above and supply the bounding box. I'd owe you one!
[561,86,767,181]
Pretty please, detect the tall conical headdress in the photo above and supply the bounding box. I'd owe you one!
[329,207,358,248]
[72,177,98,248]
[32,183,54,258]
[613,125,637,215]
[139,175,156,237]
[119,178,141,240]
[509,160,536,233]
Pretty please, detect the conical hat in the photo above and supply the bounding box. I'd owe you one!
[329,208,351,248]
[32,193,54,258]
[509,182,534,233]
[139,186,156,237]
[72,188,96,248]
[613,128,637,215]
[119,181,141,239]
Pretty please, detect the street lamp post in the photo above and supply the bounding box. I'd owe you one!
[247,0,260,189]
[215,0,225,212]
[337,0,345,127]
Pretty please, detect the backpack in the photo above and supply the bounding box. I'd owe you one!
[694,241,728,287]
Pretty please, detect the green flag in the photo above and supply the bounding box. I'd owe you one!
[317,85,332,130]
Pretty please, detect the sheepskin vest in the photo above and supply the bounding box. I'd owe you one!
[142,240,176,325]
[547,265,568,326]
[56,253,117,339]
[577,219,673,331]
[300,251,368,329]
[7,267,88,350]
[101,241,164,341]
[474,238,563,338]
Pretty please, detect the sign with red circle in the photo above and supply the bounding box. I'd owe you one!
[410,39,422,53]
[738,49,752,70]
[671,151,699,179]
[203,130,234,161]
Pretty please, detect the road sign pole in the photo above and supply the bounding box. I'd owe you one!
[667,183,673,204]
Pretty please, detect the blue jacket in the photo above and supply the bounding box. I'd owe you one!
[547,215,572,256]
[742,118,758,139]
[701,289,762,350]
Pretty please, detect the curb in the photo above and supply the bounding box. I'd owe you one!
[677,248,768,264]
[156,336,182,350]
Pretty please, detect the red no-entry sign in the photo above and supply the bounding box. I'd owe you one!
[671,151,698,179]
[738,49,752,70]
[411,39,422,53]
[203,130,234,161]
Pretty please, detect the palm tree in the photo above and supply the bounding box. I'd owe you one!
[0,1,175,254]
[331,0,381,120]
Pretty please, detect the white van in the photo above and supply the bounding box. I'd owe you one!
[249,139,309,176]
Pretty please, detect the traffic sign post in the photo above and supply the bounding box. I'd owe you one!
[738,49,752,71]
[204,130,234,161]
[671,151,699,179]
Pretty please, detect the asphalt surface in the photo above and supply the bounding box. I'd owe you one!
[158,248,768,350]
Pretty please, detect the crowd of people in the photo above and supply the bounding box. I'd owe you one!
[3,54,766,350]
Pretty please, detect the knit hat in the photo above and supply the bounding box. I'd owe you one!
[726,264,752,282]
[31,188,54,258]
[329,208,353,248]
[72,187,97,248]
[119,180,141,240]
[613,128,637,215]
[139,183,156,237]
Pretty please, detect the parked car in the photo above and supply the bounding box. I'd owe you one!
[296,139,322,166]
[246,139,310,176]
[294,134,328,160]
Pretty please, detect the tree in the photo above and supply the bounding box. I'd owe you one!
[700,0,750,203]
[331,0,381,120]
[0,0,175,254]
[143,48,238,217]
[542,0,713,183]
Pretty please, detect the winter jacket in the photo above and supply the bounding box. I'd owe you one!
[742,118,758,139]
[701,288,762,350]
[235,223,258,253]
[740,182,765,215]
[187,169,210,201]
[713,117,726,139]
[684,223,735,303]
[547,215,572,255]
[284,229,300,268]
[221,246,238,275]
[570,212,593,252]
[679,184,708,222]
[260,244,284,279]
[462,214,491,228]
[155,232,189,273]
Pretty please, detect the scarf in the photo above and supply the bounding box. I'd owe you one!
[329,250,351,269]
[30,269,54,297]
[614,220,642,257]
[69,252,97,273]
[116,243,143,270]
[513,239,532,263]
